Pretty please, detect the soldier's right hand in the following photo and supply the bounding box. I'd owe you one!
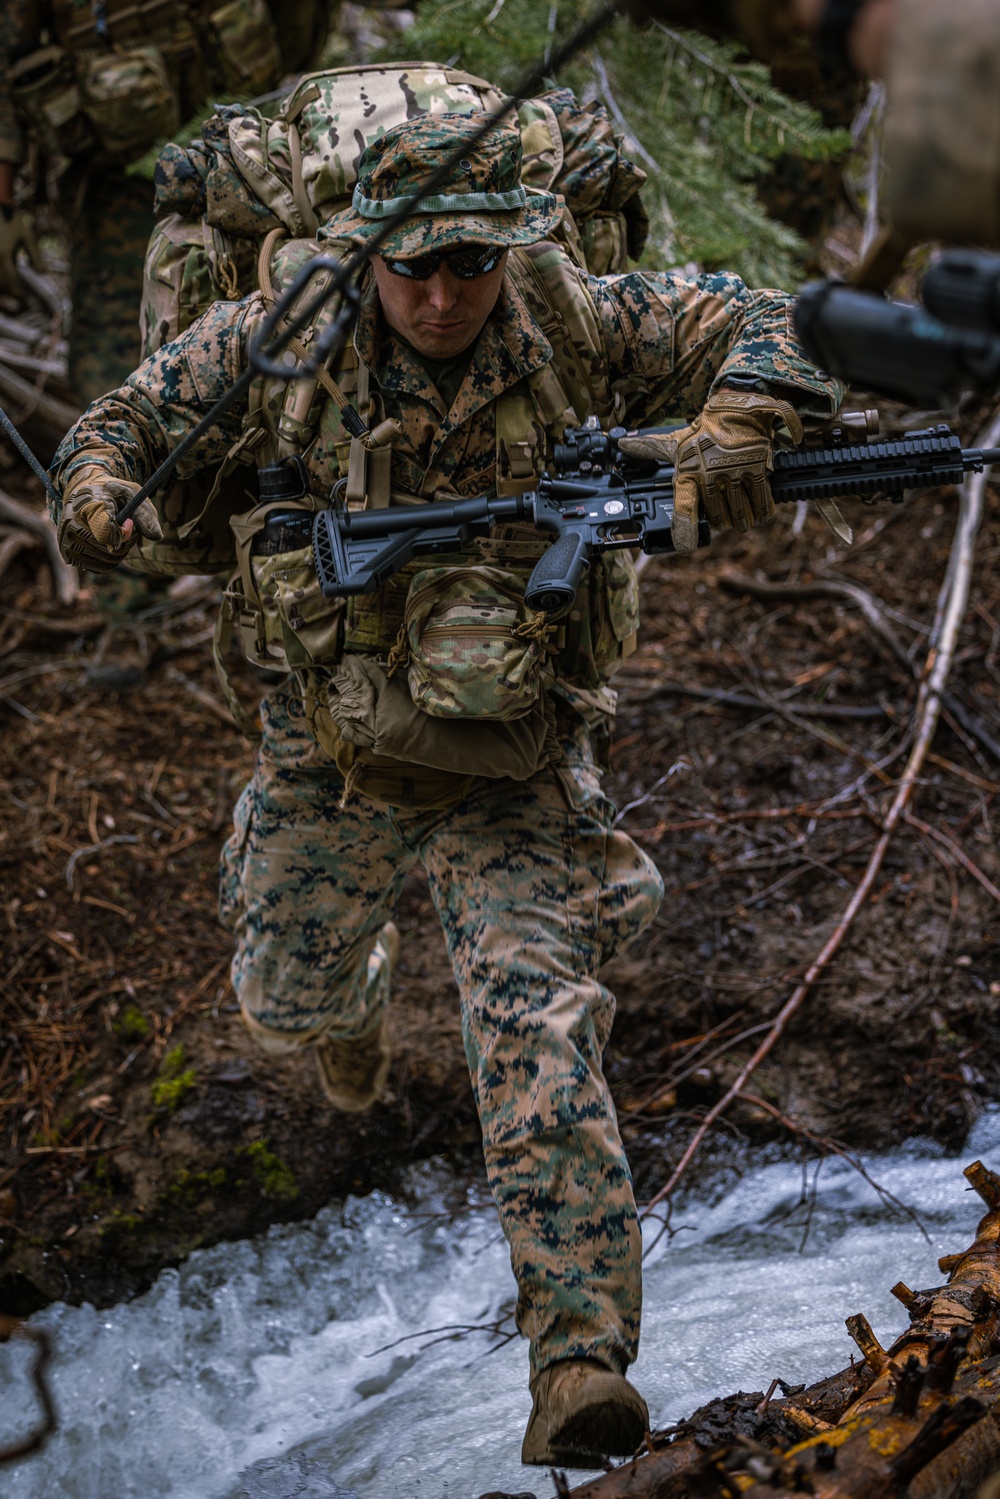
[57,476,163,572]
[0,206,44,300]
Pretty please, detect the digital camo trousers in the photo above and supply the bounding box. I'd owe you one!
[220,682,665,1378]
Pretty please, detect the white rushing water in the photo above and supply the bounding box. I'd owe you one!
[4,1112,1000,1499]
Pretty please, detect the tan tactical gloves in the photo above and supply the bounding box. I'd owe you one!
[57,473,162,572]
[0,205,43,300]
[617,388,804,554]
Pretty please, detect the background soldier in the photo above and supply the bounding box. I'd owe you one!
[0,0,332,404]
[0,0,333,657]
[47,112,842,1468]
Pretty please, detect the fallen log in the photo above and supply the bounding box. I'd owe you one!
[569,1161,1000,1499]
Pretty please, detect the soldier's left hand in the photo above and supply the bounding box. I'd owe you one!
[57,475,163,572]
[617,389,804,554]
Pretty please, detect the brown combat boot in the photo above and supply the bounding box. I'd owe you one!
[314,922,398,1112]
[521,1358,649,1468]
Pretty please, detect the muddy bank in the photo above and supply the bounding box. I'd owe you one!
[1,455,999,1315]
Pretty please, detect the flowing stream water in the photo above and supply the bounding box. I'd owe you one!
[4,1111,1000,1499]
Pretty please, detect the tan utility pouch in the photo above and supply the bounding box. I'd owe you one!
[395,565,556,721]
[302,656,561,809]
[205,0,283,98]
[10,46,92,157]
[229,500,345,673]
[78,45,179,157]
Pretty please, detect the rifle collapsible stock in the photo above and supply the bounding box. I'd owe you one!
[310,421,1000,615]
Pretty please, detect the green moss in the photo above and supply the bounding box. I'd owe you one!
[99,1209,145,1243]
[169,1166,227,1201]
[236,1140,298,1202]
[150,1071,196,1111]
[150,1045,196,1112]
[160,1044,187,1078]
[115,1004,150,1040]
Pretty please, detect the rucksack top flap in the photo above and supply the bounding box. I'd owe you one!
[229,114,310,238]
[231,63,501,233]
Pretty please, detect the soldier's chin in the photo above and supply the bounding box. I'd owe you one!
[409,322,476,356]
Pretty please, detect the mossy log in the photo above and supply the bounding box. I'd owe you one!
[571,1160,1000,1498]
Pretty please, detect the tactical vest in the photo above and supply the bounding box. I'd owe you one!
[206,233,639,751]
[126,62,647,578]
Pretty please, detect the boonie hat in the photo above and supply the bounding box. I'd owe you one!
[322,111,561,258]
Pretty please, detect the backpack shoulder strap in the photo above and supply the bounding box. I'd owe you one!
[494,244,618,494]
[506,242,618,429]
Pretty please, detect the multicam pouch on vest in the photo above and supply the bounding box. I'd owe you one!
[396,565,556,721]
[9,46,92,158]
[228,499,345,672]
[556,551,640,689]
[204,0,283,98]
[301,656,561,810]
[78,46,179,158]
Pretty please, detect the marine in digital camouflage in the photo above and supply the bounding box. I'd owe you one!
[50,111,843,1384]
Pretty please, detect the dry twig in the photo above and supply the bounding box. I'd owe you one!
[0,487,79,605]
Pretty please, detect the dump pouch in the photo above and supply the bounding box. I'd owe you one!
[301,656,561,809]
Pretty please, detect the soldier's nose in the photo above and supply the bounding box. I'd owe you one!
[424,267,460,311]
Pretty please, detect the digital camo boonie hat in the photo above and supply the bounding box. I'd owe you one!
[321,111,561,257]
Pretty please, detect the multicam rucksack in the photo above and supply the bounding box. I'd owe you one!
[141,62,649,358]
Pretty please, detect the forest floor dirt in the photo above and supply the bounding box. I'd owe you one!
[2,394,1000,1316]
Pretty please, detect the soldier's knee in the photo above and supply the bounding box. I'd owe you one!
[598,833,663,960]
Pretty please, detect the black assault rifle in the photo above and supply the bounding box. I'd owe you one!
[310,420,1000,615]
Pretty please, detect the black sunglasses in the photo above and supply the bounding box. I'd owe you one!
[381,246,506,280]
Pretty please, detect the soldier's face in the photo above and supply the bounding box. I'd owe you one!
[371,251,510,358]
